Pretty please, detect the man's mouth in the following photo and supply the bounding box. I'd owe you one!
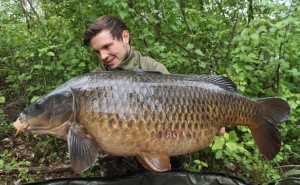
[106,58,114,66]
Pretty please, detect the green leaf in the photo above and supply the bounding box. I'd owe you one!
[199,62,206,68]
[225,141,237,151]
[195,49,203,56]
[78,62,85,67]
[215,150,223,159]
[223,132,229,140]
[186,44,194,50]
[33,65,43,69]
[119,11,128,19]
[47,52,55,57]
[121,2,128,8]
[71,59,79,64]
[211,139,224,150]
[244,65,254,70]
[0,159,4,168]
[0,6,6,12]
[45,66,53,71]
[228,131,238,141]
[0,96,5,104]
[284,144,291,151]
[31,96,41,103]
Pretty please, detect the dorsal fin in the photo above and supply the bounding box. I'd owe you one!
[164,74,237,93]
[193,75,237,92]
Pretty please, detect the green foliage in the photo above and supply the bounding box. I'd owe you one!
[183,159,208,172]
[183,152,209,172]
[0,97,4,104]
[0,110,10,132]
[33,135,66,164]
[210,129,282,181]
[0,150,33,182]
[0,92,10,132]
[1,0,299,184]
[80,169,95,177]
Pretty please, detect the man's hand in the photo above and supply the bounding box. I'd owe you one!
[218,127,226,135]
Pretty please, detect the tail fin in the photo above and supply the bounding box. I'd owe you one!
[251,98,290,160]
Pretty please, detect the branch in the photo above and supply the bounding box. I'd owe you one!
[127,3,152,57]
[276,23,289,95]
[134,10,195,59]
[248,0,254,23]
[216,1,229,25]
[179,0,193,35]
[25,0,42,25]
[77,0,86,30]
[17,0,31,31]
[224,10,239,74]
[0,165,71,175]
[153,0,162,42]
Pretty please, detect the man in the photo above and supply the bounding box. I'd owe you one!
[83,15,226,171]
[83,15,169,74]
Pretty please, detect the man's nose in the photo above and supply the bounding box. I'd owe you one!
[100,50,108,61]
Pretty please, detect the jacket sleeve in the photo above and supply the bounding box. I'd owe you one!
[142,57,170,74]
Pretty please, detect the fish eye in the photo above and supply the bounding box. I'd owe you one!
[35,98,45,107]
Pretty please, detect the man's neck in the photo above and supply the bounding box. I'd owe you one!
[124,45,131,61]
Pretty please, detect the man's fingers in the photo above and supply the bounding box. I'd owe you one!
[218,127,226,135]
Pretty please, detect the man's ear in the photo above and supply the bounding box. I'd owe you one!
[122,30,130,44]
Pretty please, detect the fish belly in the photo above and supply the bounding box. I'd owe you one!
[85,115,218,156]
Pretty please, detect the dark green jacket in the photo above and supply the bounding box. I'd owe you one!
[94,48,169,74]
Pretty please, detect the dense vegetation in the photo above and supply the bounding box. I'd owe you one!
[0,0,299,184]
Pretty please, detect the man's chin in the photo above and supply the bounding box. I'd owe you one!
[107,63,119,69]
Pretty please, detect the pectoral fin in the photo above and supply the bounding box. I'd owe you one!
[68,126,99,174]
[136,152,171,172]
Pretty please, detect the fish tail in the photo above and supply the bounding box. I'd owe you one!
[250,97,290,160]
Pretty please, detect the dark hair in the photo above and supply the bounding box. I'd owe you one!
[83,15,129,46]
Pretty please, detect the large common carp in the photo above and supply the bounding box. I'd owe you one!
[13,71,290,173]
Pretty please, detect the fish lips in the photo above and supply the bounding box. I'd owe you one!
[14,114,70,141]
[13,116,29,135]
[13,113,44,133]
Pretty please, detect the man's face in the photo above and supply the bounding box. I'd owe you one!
[90,30,130,69]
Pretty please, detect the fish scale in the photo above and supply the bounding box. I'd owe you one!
[75,77,233,156]
[13,71,290,173]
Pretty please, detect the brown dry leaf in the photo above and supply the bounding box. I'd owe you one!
[18,145,25,150]
[13,179,22,185]
[45,176,53,180]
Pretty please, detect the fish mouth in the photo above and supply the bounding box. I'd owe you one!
[13,117,70,140]
[13,118,29,136]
